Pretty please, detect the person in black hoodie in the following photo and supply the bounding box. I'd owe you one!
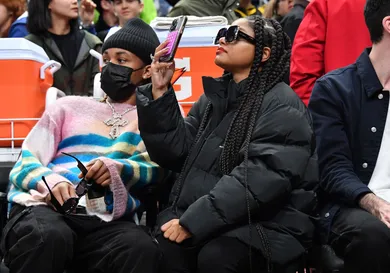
[136,15,318,273]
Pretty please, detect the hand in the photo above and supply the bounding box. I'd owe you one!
[48,182,78,206]
[360,193,390,228]
[79,0,96,26]
[151,40,175,99]
[79,160,111,187]
[161,219,192,243]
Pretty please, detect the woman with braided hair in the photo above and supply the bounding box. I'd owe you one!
[136,15,318,273]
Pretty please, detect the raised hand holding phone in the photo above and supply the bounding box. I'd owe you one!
[151,41,176,100]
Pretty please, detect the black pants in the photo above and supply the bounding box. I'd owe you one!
[157,235,266,273]
[329,207,390,273]
[1,205,161,273]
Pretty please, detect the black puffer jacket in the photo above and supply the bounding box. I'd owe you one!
[136,74,318,265]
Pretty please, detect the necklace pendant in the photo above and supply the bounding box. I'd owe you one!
[104,117,115,126]
[104,100,134,139]
[109,125,120,139]
[118,119,129,126]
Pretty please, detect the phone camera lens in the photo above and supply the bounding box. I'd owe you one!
[170,19,177,31]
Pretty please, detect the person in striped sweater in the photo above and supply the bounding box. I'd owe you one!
[1,18,164,273]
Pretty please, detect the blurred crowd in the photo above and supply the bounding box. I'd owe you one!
[0,0,372,106]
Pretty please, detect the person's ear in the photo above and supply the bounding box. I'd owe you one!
[142,65,152,80]
[383,16,390,36]
[139,2,144,14]
[261,47,271,63]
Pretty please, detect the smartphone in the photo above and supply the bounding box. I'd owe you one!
[160,16,188,62]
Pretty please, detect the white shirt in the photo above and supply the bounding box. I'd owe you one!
[105,26,122,42]
[17,11,28,20]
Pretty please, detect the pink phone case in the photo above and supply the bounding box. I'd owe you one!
[160,16,187,62]
[165,30,179,56]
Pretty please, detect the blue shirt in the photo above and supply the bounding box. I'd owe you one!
[9,16,28,38]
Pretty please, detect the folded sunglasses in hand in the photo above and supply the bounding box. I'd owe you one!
[41,152,95,214]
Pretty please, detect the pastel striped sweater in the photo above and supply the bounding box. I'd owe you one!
[8,96,164,222]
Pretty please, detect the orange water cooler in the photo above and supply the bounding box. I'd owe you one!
[155,26,225,115]
[0,38,61,154]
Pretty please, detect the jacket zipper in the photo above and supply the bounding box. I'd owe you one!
[172,120,213,213]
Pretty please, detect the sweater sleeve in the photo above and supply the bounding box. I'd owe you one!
[88,140,165,221]
[8,106,71,204]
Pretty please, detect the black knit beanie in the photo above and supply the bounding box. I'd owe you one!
[102,18,160,65]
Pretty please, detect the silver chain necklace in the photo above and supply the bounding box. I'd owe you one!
[104,99,136,139]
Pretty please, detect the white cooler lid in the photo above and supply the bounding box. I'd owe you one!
[154,25,226,47]
[0,38,49,63]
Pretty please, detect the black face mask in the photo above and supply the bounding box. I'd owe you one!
[101,62,144,102]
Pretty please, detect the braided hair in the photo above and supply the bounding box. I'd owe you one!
[221,16,290,272]
[220,16,291,174]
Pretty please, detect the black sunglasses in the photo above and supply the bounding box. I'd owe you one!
[214,26,256,45]
[41,152,93,214]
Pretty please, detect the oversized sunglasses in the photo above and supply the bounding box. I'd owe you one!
[41,152,93,214]
[214,26,256,45]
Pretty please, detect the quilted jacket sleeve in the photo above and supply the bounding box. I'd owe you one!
[136,84,208,173]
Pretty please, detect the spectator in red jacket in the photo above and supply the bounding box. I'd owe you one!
[290,0,372,105]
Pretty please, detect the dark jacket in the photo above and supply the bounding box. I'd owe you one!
[97,30,109,42]
[168,0,239,24]
[95,16,111,33]
[137,75,319,265]
[308,49,383,242]
[281,0,309,45]
[25,31,102,96]
[165,0,179,6]
[281,0,309,85]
